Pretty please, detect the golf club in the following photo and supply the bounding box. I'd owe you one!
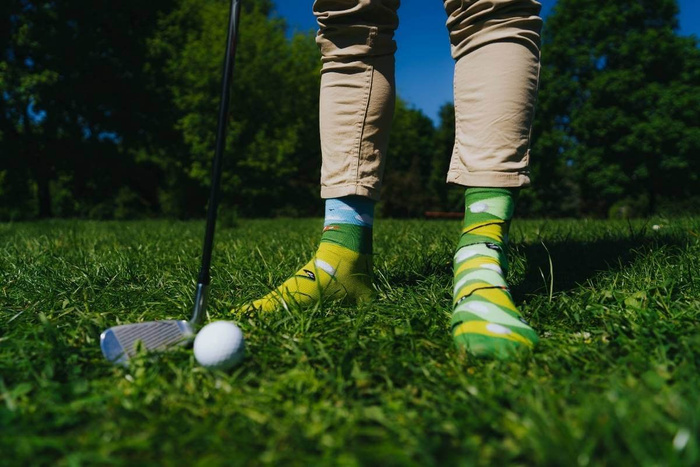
[100,0,242,364]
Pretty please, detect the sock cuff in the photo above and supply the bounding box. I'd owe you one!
[321,224,373,255]
[464,187,519,199]
[464,188,518,223]
[325,197,375,228]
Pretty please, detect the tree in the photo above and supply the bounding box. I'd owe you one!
[148,0,322,218]
[532,0,700,217]
[0,0,177,219]
[0,0,325,219]
[427,102,466,214]
[380,98,436,217]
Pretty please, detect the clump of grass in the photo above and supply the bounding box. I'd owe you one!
[1,218,699,465]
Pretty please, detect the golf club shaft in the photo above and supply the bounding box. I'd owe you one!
[192,0,242,325]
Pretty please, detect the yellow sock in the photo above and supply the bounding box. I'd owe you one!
[235,196,375,313]
[241,242,373,312]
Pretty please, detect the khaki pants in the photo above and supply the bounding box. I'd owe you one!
[314,0,542,200]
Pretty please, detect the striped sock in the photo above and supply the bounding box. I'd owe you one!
[451,188,538,359]
[238,197,375,312]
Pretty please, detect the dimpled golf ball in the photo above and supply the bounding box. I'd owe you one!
[194,321,245,370]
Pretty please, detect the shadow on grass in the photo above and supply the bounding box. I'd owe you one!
[510,233,690,301]
[379,231,690,302]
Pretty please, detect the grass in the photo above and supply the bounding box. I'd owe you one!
[1,217,699,465]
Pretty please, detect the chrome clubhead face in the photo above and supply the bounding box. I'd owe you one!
[100,320,195,365]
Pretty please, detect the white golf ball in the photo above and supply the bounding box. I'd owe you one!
[194,321,245,370]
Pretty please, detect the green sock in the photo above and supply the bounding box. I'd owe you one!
[451,188,538,359]
[319,223,372,254]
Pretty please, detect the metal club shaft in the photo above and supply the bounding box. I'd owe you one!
[191,0,242,326]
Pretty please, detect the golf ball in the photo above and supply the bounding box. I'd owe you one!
[194,321,245,370]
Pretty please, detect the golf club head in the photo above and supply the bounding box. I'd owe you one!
[100,320,195,365]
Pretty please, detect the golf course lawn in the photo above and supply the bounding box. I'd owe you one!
[1,218,699,465]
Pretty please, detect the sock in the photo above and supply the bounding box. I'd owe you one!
[239,196,375,312]
[452,187,538,359]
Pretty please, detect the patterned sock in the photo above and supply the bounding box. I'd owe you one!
[452,188,538,358]
[238,196,375,312]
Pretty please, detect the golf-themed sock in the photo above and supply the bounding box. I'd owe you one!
[240,196,375,312]
[452,187,538,358]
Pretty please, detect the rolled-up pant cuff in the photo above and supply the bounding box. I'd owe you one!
[321,184,381,201]
[446,170,530,188]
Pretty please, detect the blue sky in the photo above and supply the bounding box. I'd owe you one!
[274,1,700,123]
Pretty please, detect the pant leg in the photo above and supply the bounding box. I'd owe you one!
[314,0,399,201]
[444,0,542,188]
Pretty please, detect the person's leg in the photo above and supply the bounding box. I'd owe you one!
[241,0,399,312]
[453,188,538,358]
[443,0,542,358]
[316,0,398,200]
[245,196,375,312]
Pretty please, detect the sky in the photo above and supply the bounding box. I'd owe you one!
[273,0,700,123]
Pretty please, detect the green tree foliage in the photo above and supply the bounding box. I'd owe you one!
[0,0,320,220]
[0,0,175,219]
[380,98,436,217]
[531,0,700,217]
[428,103,465,213]
[148,0,321,217]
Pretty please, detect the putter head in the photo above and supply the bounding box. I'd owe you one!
[100,320,195,365]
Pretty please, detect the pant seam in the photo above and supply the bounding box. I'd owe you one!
[355,62,375,186]
[449,63,463,175]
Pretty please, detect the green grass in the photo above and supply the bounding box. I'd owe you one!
[1,218,699,465]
